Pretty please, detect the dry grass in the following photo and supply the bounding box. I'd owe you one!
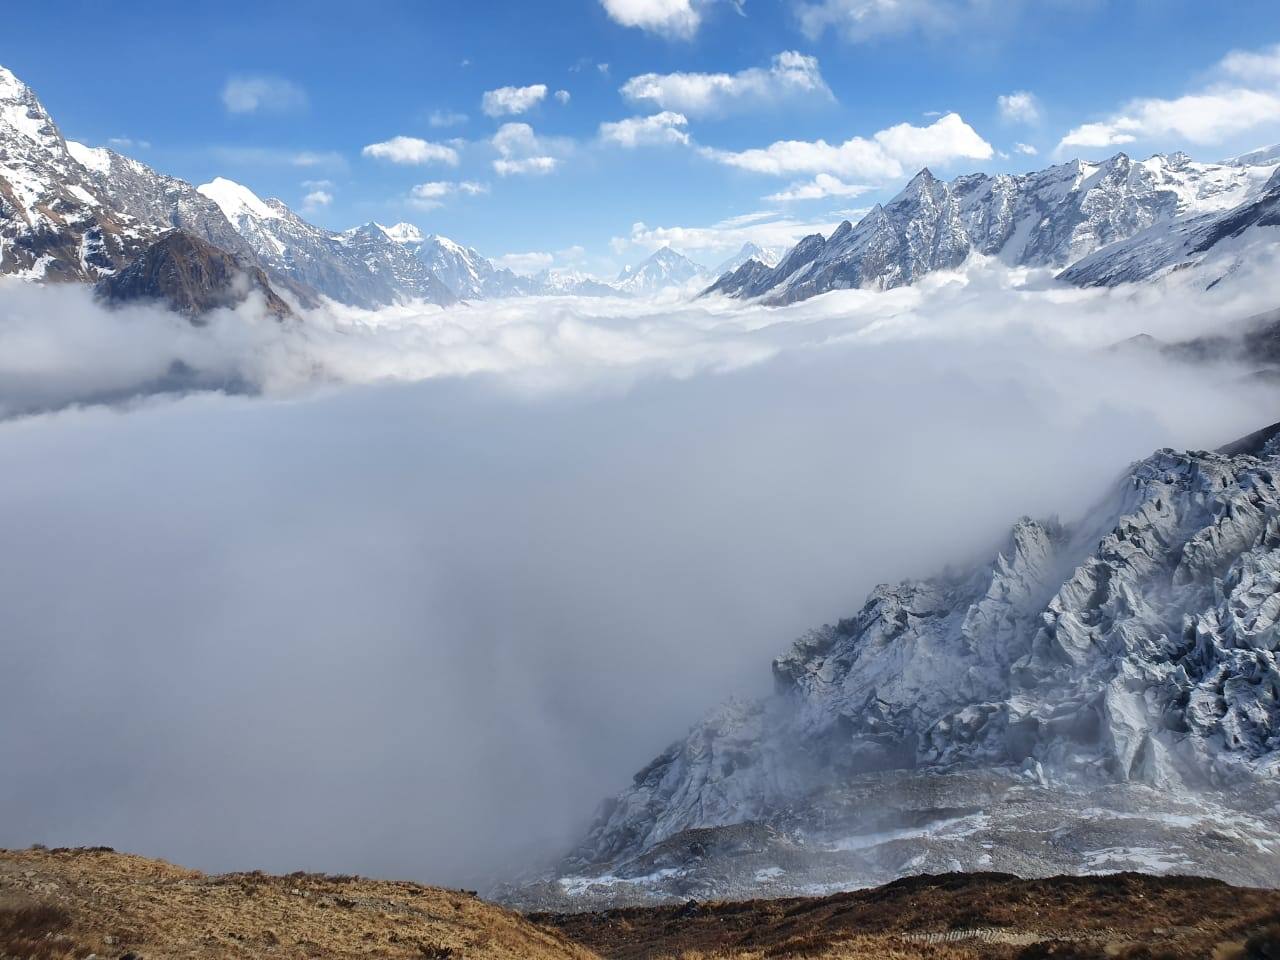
[535,872,1280,960]
[0,846,596,960]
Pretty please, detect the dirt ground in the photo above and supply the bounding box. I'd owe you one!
[533,871,1280,960]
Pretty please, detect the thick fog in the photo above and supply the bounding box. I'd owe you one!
[0,261,1277,888]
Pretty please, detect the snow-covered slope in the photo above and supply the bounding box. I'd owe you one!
[712,242,779,280]
[708,150,1280,305]
[0,65,154,280]
[508,423,1280,909]
[1061,169,1280,287]
[66,142,253,261]
[615,246,708,295]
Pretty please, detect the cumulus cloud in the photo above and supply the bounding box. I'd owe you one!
[1057,43,1280,153]
[362,136,460,166]
[764,172,871,202]
[598,112,691,148]
[555,89,571,105]
[620,51,833,117]
[0,262,1275,891]
[599,0,702,38]
[998,90,1041,124]
[301,188,332,211]
[1014,142,1038,156]
[482,84,548,117]
[701,112,993,180]
[408,180,489,209]
[221,75,308,115]
[491,122,562,176]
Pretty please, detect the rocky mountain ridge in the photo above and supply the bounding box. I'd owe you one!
[507,421,1280,909]
[706,150,1280,304]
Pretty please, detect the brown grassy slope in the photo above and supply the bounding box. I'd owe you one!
[0,847,597,960]
[534,871,1280,960]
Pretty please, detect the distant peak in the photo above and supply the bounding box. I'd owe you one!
[376,221,425,244]
[197,177,282,222]
[0,64,28,101]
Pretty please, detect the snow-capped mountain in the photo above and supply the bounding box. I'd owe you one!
[338,223,458,306]
[197,181,455,308]
[708,150,1280,305]
[506,422,1280,909]
[0,65,155,280]
[378,224,536,299]
[615,246,707,295]
[66,142,253,262]
[1062,168,1280,287]
[711,242,779,280]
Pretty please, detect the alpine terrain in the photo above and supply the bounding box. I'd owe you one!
[706,151,1280,303]
[508,421,1280,909]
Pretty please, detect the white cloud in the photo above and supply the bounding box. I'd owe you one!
[301,189,333,211]
[555,89,571,105]
[362,136,460,166]
[1219,43,1280,85]
[599,112,691,148]
[482,84,548,117]
[493,251,556,273]
[616,210,855,262]
[702,112,993,180]
[1058,90,1280,152]
[620,51,832,117]
[765,173,871,202]
[1057,43,1280,154]
[998,91,1041,124]
[107,136,151,150]
[491,123,563,176]
[1014,142,1038,156]
[429,109,469,128]
[221,75,308,115]
[599,0,701,38]
[408,180,490,210]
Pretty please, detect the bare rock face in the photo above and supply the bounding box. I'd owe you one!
[0,66,151,281]
[96,231,293,321]
[505,425,1280,910]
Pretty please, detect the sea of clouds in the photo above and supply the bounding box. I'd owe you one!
[0,258,1277,887]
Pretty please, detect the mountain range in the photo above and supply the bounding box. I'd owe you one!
[0,63,692,314]
[707,151,1280,304]
[7,59,1280,316]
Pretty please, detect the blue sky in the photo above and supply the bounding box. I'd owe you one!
[6,0,1280,275]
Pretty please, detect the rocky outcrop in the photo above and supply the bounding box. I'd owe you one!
[515,424,1280,908]
[96,231,293,320]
